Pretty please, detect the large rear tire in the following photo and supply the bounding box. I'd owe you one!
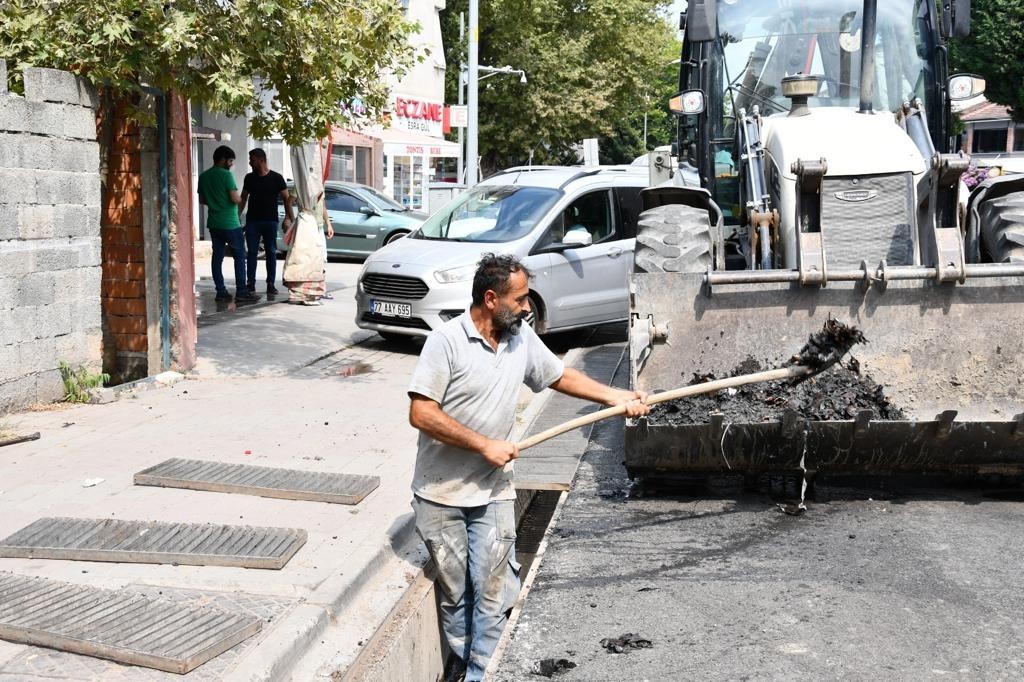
[979,190,1024,263]
[634,204,712,274]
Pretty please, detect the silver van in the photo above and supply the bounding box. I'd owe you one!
[354,166,649,340]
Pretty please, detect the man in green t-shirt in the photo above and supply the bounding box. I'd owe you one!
[197,145,260,302]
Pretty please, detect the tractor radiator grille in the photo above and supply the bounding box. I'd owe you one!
[820,173,914,267]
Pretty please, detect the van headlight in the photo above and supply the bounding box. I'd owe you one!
[434,265,476,284]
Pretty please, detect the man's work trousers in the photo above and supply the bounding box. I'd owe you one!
[412,496,521,681]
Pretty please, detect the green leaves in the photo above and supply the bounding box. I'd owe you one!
[441,0,679,169]
[948,0,1024,122]
[0,0,418,143]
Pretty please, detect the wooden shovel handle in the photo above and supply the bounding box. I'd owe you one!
[515,365,810,452]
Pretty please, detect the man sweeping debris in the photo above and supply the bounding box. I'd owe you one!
[406,253,649,681]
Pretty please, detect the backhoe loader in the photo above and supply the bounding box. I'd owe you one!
[627,0,1024,480]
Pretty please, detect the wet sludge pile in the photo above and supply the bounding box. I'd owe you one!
[648,356,906,425]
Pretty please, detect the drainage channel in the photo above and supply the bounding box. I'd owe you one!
[342,488,566,682]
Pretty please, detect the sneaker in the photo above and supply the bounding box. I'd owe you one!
[235,291,261,302]
[214,291,232,301]
[246,284,256,294]
[321,292,334,300]
[301,299,322,306]
[267,285,279,295]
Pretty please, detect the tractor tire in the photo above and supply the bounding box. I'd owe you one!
[634,204,712,274]
[978,190,1024,263]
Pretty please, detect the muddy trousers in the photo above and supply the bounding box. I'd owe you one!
[412,496,521,681]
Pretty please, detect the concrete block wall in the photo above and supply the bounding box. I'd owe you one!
[0,63,102,413]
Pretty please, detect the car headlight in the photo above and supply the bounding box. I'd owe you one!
[433,264,476,284]
[359,258,374,281]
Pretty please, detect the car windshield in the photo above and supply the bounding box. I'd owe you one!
[412,185,561,243]
[718,0,930,114]
[362,185,408,212]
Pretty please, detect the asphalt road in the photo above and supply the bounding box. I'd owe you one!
[496,401,1024,680]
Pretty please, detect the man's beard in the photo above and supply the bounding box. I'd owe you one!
[495,307,526,336]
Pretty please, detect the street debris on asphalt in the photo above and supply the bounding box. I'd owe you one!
[599,633,652,653]
[531,658,577,677]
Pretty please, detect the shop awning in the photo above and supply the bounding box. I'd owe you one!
[358,126,460,158]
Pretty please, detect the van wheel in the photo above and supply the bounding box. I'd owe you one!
[634,204,712,273]
[979,190,1024,262]
[525,293,545,335]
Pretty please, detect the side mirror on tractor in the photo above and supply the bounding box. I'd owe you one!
[948,74,986,101]
[669,90,706,116]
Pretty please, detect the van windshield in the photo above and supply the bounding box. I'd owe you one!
[412,185,561,243]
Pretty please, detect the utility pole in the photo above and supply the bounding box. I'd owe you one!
[466,0,479,187]
[457,13,465,185]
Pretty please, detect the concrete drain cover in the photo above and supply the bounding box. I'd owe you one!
[0,572,261,674]
[134,458,380,505]
[0,518,306,569]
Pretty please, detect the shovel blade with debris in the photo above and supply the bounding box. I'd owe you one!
[625,272,1024,481]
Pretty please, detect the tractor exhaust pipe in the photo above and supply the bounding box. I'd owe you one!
[858,0,878,113]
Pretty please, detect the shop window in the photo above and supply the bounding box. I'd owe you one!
[356,147,371,185]
[330,146,354,182]
[393,155,424,209]
[973,127,1008,154]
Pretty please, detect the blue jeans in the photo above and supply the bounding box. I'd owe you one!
[245,220,280,288]
[209,227,247,295]
[412,497,520,681]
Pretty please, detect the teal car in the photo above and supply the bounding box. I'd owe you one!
[277,181,426,258]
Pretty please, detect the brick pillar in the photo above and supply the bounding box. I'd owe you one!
[99,100,148,383]
[168,92,196,370]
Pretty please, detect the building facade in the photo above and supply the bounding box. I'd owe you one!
[192,0,456,226]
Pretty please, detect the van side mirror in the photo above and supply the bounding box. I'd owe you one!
[562,229,593,247]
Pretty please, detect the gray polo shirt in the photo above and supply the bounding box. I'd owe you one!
[408,311,564,507]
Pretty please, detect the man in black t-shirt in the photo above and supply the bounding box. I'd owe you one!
[239,148,292,294]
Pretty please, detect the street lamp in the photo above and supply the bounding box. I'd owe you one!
[458,63,527,184]
[466,0,526,187]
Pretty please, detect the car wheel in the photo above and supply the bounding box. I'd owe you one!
[383,230,410,246]
[378,331,411,343]
[525,293,545,335]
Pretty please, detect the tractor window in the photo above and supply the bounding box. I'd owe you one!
[715,0,930,114]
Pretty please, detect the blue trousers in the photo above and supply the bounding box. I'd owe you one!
[245,220,280,287]
[208,227,247,295]
[412,497,520,681]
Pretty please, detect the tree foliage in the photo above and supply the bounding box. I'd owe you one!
[0,0,419,143]
[948,0,1024,122]
[441,0,679,172]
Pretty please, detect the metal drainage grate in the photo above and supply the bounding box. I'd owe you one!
[134,458,380,505]
[0,572,261,674]
[0,518,306,569]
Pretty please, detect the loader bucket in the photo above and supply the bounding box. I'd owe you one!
[626,271,1024,480]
